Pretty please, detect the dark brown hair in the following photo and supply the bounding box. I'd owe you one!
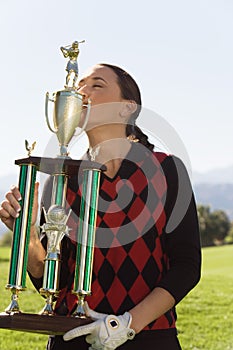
[99,63,154,151]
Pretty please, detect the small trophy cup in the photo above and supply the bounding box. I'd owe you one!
[0,41,105,334]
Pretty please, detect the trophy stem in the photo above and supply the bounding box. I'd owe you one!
[39,293,55,316]
[72,168,101,317]
[74,293,86,318]
[51,174,68,207]
[5,288,21,314]
[59,145,69,157]
[6,163,37,312]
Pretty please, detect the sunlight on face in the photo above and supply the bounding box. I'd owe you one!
[78,65,130,132]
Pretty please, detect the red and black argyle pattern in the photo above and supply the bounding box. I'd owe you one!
[53,144,176,331]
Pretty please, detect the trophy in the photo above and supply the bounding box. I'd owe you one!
[0,41,105,334]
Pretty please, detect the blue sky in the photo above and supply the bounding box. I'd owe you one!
[0,0,232,183]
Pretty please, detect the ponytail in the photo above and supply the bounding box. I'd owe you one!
[126,120,154,151]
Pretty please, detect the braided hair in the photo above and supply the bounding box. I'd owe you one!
[99,63,154,151]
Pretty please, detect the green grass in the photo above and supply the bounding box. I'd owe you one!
[177,245,233,350]
[0,245,233,349]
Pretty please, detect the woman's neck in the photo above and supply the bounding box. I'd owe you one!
[87,125,130,159]
[89,137,132,161]
[87,132,133,178]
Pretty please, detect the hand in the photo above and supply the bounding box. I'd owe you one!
[63,303,135,350]
[0,183,39,231]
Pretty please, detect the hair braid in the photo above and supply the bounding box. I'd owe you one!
[126,115,154,151]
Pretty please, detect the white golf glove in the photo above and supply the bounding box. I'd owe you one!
[63,303,136,350]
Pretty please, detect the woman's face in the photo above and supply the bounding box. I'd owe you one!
[77,64,123,105]
[77,65,128,131]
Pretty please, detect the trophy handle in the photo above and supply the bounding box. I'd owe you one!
[82,98,91,131]
[45,92,57,133]
[79,98,91,133]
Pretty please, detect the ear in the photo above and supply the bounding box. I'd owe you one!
[119,100,137,119]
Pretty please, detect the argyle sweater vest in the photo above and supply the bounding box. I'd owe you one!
[41,145,178,332]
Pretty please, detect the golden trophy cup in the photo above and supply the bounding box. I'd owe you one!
[0,41,105,335]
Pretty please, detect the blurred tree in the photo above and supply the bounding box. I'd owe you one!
[210,210,231,243]
[197,205,230,247]
[224,221,233,244]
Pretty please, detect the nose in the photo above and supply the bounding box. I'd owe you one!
[77,84,90,100]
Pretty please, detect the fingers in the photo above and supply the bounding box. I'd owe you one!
[0,186,22,231]
[34,182,39,199]
[0,182,40,232]
[84,302,107,320]
[85,334,96,345]
[31,182,39,227]
[85,302,98,319]
[0,186,21,218]
[10,185,22,201]
[63,322,97,341]
[6,186,22,213]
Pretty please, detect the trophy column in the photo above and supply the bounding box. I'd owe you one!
[73,167,101,317]
[5,161,37,313]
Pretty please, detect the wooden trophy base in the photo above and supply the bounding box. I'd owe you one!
[0,312,92,335]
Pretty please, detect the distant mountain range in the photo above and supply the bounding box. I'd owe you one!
[193,183,233,220]
[0,164,233,236]
[192,164,233,184]
[192,165,233,220]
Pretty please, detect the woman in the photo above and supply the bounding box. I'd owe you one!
[0,63,201,350]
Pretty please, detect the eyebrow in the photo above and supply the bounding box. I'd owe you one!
[78,76,108,85]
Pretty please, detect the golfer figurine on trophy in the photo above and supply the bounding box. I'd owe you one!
[60,40,85,88]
